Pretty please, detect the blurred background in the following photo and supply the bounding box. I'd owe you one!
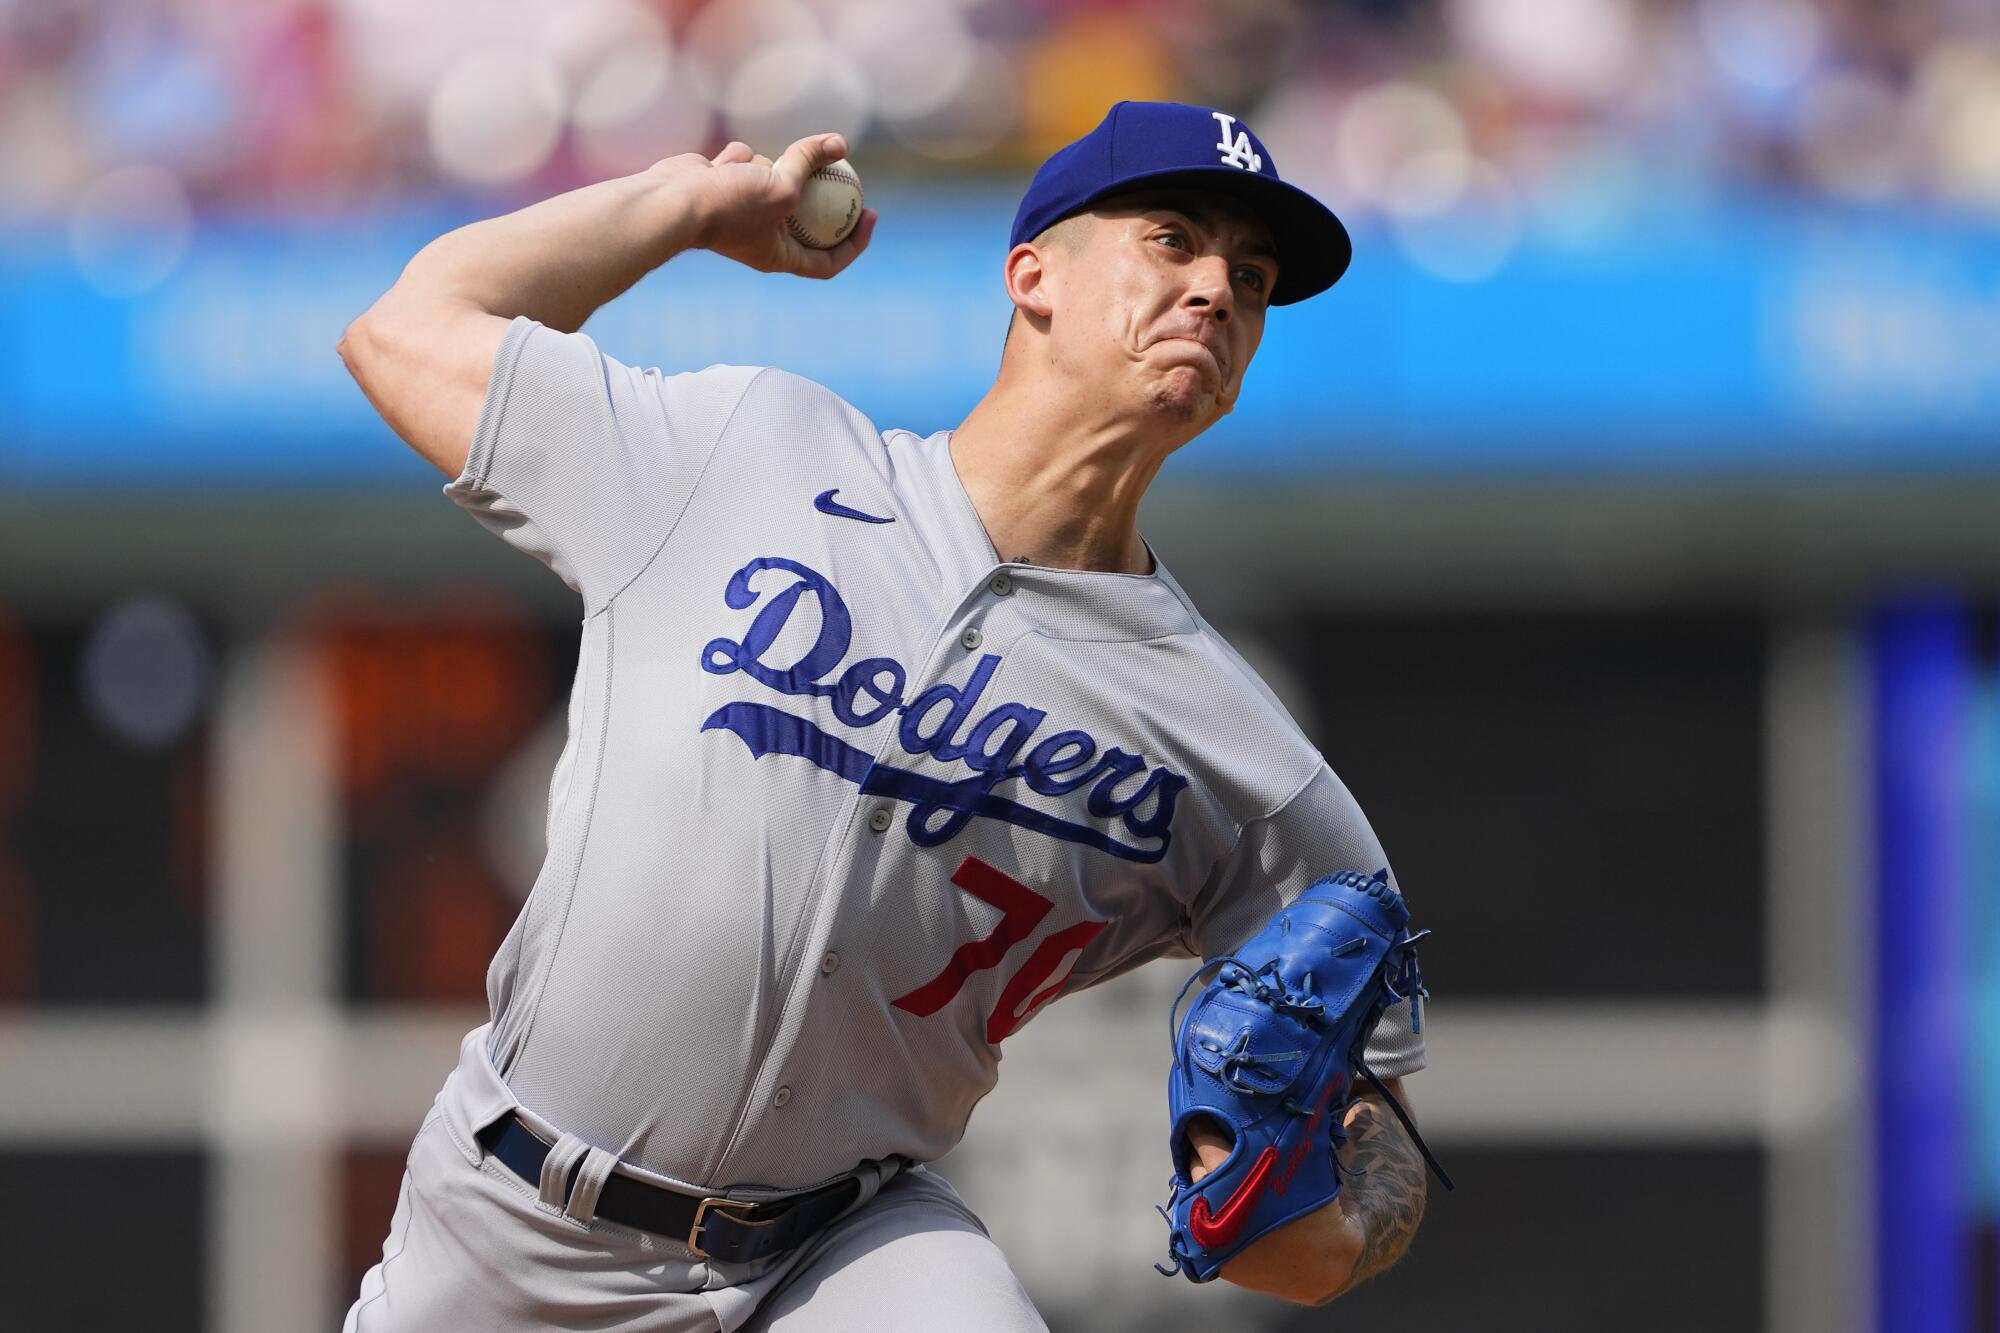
[2,0,1998,1329]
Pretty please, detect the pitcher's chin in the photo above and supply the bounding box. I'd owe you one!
[1144,365,1219,425]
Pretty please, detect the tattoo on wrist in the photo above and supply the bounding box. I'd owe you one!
[1342,1092,1428,1284]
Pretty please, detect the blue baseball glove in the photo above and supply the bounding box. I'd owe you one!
[1155,870,1451,1283]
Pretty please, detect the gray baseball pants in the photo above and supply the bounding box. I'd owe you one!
[344,1027,1047,1332]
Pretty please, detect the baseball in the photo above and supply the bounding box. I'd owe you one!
[786,158,863,249]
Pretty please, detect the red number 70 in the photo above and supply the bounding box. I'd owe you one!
[890,856,1108,1044]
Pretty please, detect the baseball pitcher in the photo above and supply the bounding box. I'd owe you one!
[337,100,1444,1331]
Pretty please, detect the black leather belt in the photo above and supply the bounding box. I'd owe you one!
[475,1111,861,1264]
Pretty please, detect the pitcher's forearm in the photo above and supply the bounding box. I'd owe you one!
[390,168,707,334]
[1190,1079,1428,1305]
[1333,1087,1429,1292]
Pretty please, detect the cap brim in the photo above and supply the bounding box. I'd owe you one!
[1068,166,1352,305]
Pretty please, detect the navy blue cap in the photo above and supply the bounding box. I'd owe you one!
[1009,100,1351,305]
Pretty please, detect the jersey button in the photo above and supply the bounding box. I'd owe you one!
[772,1086,792,1108]
[960,626,983,650]
[987,572,1014,597]
[867,806,892,833]
[820,951,840,976]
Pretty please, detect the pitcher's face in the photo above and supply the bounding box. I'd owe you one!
[1048,188,1278,431]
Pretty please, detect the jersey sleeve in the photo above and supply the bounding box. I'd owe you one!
[1187,764,1428,1078]
[443,317,764,611]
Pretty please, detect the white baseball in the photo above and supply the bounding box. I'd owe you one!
[786,158,864,249]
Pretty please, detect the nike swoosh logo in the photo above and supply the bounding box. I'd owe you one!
[813,488,895,524]
[1188,1144,1279,1250]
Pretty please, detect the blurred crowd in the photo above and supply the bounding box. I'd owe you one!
[3,0,1998,229]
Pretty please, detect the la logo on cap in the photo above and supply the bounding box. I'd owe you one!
[1211,112,1262,172]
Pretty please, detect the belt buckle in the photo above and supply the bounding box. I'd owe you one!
[687,1196,767,1259]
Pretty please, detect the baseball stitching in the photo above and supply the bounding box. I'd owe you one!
[813,162,863,195]
[787,162,864,247]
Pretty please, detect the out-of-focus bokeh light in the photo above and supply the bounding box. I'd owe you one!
[679,0,818,112]
[1393,156,1523,282]
[722,37,870,150]
[889,41,1016,162]
[1912,39,2000,210]
[572,46,710,178]
[78,595,210,750]
[537,0,666,84]
[834,0,975,124]
[66,162,192,297]
[1335,82,1471,214]
[545,0,708,179]
[427,48,565,185]
[1252,83,1345,204]
[1697,0,1823,94]
[1450,0,1641,104]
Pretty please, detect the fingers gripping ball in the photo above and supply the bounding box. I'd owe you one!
[787,158,863,249]
[1155,870,1449,1282]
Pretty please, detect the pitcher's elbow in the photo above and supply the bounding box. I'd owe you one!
[338,303,400,387]
[336,313,368,378]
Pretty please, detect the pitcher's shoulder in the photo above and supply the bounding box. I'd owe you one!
[1134,599,1327,821]
[734,366,881,435]
[1172,595,1323,764]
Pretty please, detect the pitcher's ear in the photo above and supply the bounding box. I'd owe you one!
[1003,242,1055,322]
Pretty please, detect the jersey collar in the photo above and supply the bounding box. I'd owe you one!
[894,429,1198,644]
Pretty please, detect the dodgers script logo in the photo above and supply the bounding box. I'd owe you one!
[698,557,1188,863]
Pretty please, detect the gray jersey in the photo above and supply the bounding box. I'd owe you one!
[444,317,1426,1193]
